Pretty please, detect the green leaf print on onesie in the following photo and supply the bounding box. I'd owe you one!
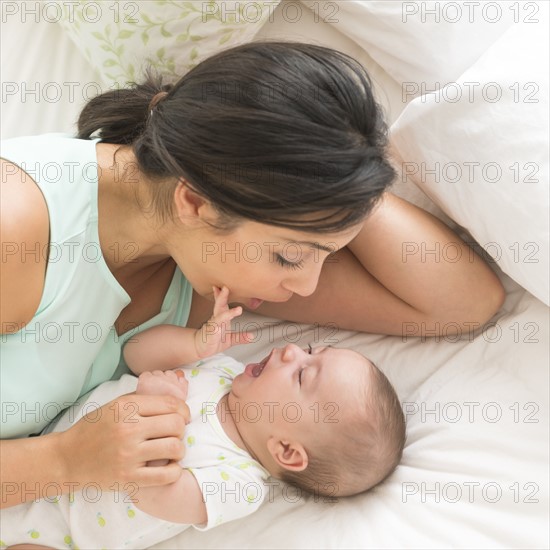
[96,512,106,527]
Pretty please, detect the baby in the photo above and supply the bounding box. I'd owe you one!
[2,287,406,550]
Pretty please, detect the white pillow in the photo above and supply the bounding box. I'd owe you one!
[389,18,549,306]
[301,0,516,99]
[52,0,281,86]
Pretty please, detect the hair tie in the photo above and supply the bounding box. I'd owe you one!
[149,91,169,116]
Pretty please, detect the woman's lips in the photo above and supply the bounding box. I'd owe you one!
[229,295,292,309]
[248,298,264,310]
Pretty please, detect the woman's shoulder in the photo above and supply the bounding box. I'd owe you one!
[3,130,100,160]
[0,157,49,334]
[1,131,81,152]
[2,131,101,238]
[1,132,99,167]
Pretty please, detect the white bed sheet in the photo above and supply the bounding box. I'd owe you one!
[1,1,548,548]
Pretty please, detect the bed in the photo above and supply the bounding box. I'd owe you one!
[1,1,548,548]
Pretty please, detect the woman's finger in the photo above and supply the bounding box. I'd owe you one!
[138,411,188,441]
[132,461,185,488]
[138,436,187,464]
[118,393,190,423]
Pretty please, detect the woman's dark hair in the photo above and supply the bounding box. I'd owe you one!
[78,41,396,233]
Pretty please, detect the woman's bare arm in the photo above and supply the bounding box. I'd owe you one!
[251,193,505,337]
[346,193,505,333]
[1,432,67,508]
[1,160,189,509]
[0,159,49,334]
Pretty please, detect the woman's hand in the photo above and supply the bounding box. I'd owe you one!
[136,369,189,468]
[1,392,191,508]
[193,285,252,358]
[58,392,190,490]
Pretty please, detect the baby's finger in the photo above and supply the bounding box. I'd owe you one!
[210,306,243,328]
[228,305,243,318]
[212,285,230,317]
[213,302,240,324]
[230,331,254,346]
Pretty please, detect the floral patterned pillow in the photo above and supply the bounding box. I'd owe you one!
[54,0,281,86]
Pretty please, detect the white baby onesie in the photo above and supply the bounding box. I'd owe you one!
[0,354,271,549]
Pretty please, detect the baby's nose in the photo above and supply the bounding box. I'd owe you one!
[280,343,306,363]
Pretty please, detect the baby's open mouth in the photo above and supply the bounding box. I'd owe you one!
[252,362,266,377]
[245,351,272,378]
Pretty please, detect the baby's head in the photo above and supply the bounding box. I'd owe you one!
[229,343,406,497]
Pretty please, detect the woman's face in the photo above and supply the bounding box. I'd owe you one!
[172,212,363,309]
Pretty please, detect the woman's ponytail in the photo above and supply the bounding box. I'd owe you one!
[77,68,173,145]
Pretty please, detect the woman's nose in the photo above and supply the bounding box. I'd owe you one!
[281,266,322,297]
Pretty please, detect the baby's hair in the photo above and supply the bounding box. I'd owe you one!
[280,358,406,497]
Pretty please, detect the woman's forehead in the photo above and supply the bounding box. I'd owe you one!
[237,218,363,244]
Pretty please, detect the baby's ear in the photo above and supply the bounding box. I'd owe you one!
[267,437,308,472]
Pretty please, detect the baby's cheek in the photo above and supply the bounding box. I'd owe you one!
[256,381,285,405]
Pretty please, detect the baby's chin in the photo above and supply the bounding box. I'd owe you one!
[232,372,246,386]
[227,373,246,400]
[231,364,260,394]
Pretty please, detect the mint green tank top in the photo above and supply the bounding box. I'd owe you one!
[1,133,193,439]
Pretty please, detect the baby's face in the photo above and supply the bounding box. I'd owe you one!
[230,343,373,450]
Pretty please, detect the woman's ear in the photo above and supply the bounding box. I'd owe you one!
[173,179,208,223]
[267,437,308,472]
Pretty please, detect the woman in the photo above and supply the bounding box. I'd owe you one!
[0,42,504,509]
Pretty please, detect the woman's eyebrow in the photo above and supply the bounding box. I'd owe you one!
[296,240,335,253]
[276,237,336,254]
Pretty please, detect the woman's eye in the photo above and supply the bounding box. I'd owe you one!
[275,254,304,271]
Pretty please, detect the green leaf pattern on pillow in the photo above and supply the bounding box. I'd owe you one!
[53,0,280,86]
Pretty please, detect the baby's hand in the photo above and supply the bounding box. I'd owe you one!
[194,286,253,359]
[136,370,188,402]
